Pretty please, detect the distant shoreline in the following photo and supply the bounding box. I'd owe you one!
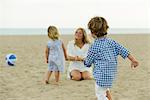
[0,33,150,36]
[0,28,150,35]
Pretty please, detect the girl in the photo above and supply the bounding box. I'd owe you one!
[44,26,67,84]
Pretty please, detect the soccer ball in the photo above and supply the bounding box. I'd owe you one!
[5,54,17,66]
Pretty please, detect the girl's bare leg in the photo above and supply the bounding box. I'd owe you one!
[45,71,52,84]
[55,71,60,83]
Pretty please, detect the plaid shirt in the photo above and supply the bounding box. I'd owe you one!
[84,37,129,88]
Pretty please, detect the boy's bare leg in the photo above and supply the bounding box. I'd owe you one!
[106,90,112,100]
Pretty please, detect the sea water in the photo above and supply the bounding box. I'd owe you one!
[0,28,149,35]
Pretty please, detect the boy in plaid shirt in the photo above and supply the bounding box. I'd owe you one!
[84,16,139,100]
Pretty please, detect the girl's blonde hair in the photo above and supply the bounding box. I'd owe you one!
[75,28,90,44]
[47,26,59,40]
[88,16,109,37]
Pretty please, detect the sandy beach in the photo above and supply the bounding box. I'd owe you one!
[0,34,150,100]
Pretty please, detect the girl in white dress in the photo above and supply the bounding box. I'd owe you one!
[44,26,67,84]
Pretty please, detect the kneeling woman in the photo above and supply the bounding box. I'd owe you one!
[67,28,92,81]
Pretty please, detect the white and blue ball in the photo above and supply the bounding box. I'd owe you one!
[5,54,17,66]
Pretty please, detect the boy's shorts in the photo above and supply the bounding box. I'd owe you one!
[95,83,109,100]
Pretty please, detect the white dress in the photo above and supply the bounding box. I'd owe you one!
[67,40,92,78]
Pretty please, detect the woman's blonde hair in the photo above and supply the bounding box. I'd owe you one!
[88,16,109,37]
[47,26,59,40]
[75,28,90,44]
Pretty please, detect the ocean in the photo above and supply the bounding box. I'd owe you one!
[0,28,150,35]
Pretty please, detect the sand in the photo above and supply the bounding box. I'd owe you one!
[0,34,150,100]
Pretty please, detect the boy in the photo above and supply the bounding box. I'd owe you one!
[84,16,139,100]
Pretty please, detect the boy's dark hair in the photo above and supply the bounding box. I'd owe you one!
[88,16,109,37]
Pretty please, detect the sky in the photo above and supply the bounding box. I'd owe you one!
[0,0,150,28]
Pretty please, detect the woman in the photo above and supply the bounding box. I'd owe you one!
[67,28,92,81]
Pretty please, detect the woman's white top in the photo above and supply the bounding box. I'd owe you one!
[67,40,92,74]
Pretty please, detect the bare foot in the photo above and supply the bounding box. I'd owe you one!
[44,80,49,84]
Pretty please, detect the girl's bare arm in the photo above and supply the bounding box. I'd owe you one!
[62,43,68,60]
[45,46,49,63]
